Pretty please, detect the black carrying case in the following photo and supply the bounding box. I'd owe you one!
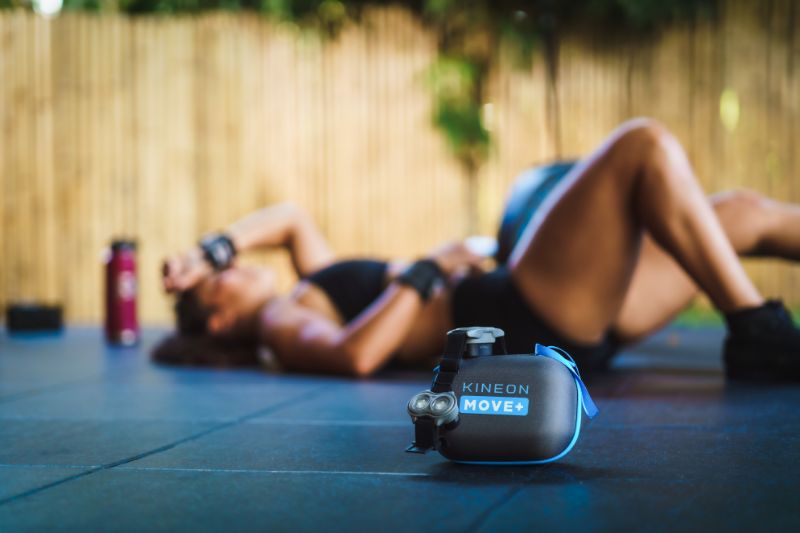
[407,327,598,464]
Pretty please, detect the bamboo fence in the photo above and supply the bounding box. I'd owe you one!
[1,1,798,323]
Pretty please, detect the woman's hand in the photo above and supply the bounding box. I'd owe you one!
[427,241,486,276]
[162,247,213,293]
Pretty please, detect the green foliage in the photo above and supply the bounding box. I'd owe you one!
[414,0,716,168]
[582,0,716,31]
[62,0,105,11]
[427,56,489,165]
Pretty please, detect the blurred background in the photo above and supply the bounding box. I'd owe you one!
[1,0,798,325]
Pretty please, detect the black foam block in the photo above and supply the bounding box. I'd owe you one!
[6,303,64,333]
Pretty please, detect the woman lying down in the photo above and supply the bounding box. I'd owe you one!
[156,118,800,380]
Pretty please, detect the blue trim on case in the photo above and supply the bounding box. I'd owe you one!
[453,344,597,465]
[535,344,598,419]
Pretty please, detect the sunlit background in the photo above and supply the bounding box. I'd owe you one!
[1,0,798,324]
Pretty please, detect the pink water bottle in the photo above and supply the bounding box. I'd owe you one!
[105,240,139,346]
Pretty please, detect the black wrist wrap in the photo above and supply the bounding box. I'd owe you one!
[396,259,444,301]
[199,233,237,271]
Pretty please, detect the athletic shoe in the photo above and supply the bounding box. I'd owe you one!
[723,300,800,381]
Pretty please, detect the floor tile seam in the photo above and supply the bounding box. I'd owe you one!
[227,384,338,424]
[586,424,774,433]
[113,466,432,477]
[0,382,338,424]
[68,381,334,389]
[244,419,406,427]
[0,467,101,507]
[0,417,408,426]
[0,417,272,506]
[0,463,98,469]
[101,384,336,470]
[461,459,719,528]
[465,483,527,533]
[0,419,789,431]
[0,377,100,406]
[0,415,252,423]
[461,459,708,531]
[0,385,334,508]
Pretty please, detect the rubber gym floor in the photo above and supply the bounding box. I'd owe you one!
[0,325,798,532]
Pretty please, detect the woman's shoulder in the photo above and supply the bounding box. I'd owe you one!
[255,294,346,369]
[290,280,344,322]
[257,294,339,340]
[258,295,306,327]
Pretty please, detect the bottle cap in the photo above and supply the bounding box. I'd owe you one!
[111,240,137,252]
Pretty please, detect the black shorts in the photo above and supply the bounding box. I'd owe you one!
[451,267,619,374]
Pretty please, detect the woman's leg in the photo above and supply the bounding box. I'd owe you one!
[508,118,763,344]
[714,189,800,259]
[612,189,800,342]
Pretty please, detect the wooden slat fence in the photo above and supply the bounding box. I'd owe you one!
[1,1,798,323]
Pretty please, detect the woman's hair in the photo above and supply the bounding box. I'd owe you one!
[151,288,259,367]
[174,289,212,335]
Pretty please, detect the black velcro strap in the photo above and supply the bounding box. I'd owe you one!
[495,335,508,355]
[396,259,444,301]
[199,233,237,271]
[406,417,438,454]
[431,330,468,393]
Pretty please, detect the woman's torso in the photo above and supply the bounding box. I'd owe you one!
[273,162,578,364]
[290,259,454,363]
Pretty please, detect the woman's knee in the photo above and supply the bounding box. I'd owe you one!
[712,189,772,219]
[578,118,688,195]
[622,118,706,191]
[616,117,675,150]
[606,118,680,168]
[711,189,775,252]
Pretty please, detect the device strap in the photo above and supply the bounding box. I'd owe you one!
[406,417,437,454]
[495,334,508,355]
[534,344,599,418]
[431,330,468,393]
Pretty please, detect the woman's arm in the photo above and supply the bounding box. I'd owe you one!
[265,284,424,376]
[226,203,334,276]
[267,242,483,376]
[163,203,334,292]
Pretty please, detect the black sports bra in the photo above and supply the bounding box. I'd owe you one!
[305,260,389,322]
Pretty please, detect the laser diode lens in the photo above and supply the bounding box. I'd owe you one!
[408,392,433,416]
[414,396,430,411]
[431,397,452,414]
